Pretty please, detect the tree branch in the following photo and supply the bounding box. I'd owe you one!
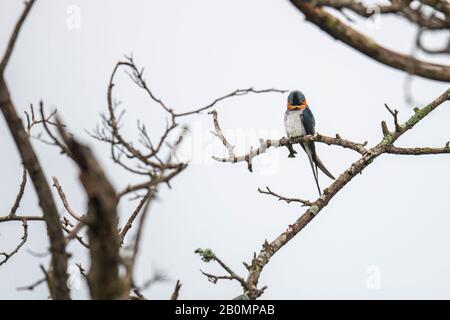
[52,176,84,222]
[311,0,449,29]
[384,103,401,132]
[119,189,154,244]
[258,187,312,206]
[9,168,27,217]
[0,0,70,299]
[56,118,123,299]
[195,248,249,291]
[171,280,182,300]
[0,215,45,223]
[208,110,235,158]
[289,1,450,82]
[385,145,450,155]
[174,88,287,117]
[209,110,368,172]
[0,0,36,74]
[0,220,28,266]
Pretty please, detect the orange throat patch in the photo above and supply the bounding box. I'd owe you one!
[287,103,307,111]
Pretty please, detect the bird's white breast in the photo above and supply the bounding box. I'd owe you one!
[284,109,306,138]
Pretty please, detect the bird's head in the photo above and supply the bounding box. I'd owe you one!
[287,90,308,110]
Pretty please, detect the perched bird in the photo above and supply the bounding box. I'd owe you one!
[284,90,335,195]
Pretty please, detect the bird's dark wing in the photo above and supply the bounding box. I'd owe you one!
[301,107,315,135]
[301,107,335,182]
[300,108,321,194]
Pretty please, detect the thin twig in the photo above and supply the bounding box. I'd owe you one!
[208,110,235,158]
[52,177,84,222]
[384,103,401,132]
[195,248,248,291]
[258,187,312,206]
[9,168,27,216]
[0,0,36,74]
[119,189,154,244]
[0,220,28,266]
[171,280,182,300]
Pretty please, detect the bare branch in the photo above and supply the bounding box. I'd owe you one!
[76,263,88,280]
[385,145,450,155]
[200,270,236,284]
[171,280,182,300]
[208,110,235,158]
[0,2,70,298]
[39,103,72,158]
[52,176,89,247]
[0,220,28,266]
[384,103,401,132]
[175,88,287,117]
[64,221,85,241]
[210,112,367,172]
[61,224,89,248]
[17,265,51,294]
[0,0,36,74]
[9,168,27,217]
[258,187,312,206]
[311,0,449,29]
[0,215,44,223]
[52,177,84,222]
[134,269,168,293]
[17,277,46,292]
[1,68,70,301]
[119,189,154,244]
[117,164,186,198]
[289,1,450,81]
[56,117,122,299]
[122,189,154,297]
[195,248,248,291]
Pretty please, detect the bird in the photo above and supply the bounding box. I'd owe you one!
[284,90,335,195]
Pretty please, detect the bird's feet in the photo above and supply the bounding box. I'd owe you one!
[286,143,297,158]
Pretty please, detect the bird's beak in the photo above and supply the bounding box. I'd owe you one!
[287,100,308,110]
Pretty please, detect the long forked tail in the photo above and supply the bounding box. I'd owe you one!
[302,142,336,195]
[306,151,322,195]
[312,155,335,180]
[302,142,322,195]
[310,143,335,180]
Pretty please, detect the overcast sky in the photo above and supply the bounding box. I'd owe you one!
[1,0,449,299]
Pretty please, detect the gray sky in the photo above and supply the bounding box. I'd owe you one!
[1,0,449,299]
